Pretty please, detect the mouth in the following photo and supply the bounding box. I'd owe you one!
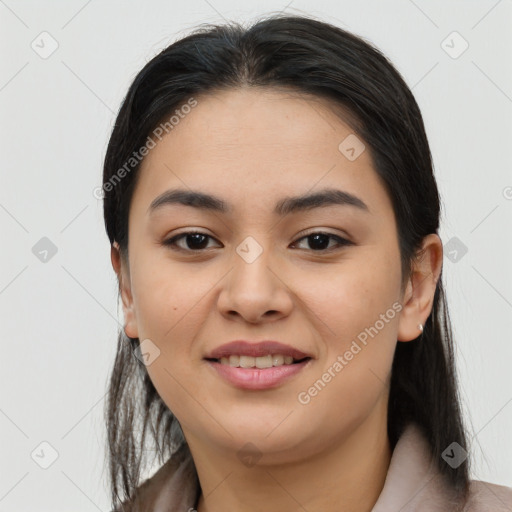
[203,340,314,390]
[205,354,312,368]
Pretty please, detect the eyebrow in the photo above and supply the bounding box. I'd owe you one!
[147,188,370,216]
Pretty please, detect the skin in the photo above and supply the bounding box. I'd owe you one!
[111,87,443,512]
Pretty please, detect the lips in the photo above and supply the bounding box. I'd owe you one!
[204,340,313,361]
[204,340,314,390]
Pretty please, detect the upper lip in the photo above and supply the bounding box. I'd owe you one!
[205,340,313,360]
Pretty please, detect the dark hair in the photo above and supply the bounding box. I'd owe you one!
[102,12,471,510]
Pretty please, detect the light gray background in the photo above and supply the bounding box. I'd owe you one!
[1,0,511,510]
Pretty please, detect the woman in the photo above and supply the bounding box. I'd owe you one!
[102,14,512,511]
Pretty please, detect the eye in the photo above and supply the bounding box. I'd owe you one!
[162,231,221,252]
[291,231,353,252]
[162,230,353,253]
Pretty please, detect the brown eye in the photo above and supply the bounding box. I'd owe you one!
[163,231,221,252]
[292,232,353,252]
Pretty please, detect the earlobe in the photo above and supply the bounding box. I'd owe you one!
[396,234,443,342]
[110,242,139,339]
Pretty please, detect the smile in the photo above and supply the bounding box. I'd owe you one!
[215,354,308,368]
[205,356,312,390]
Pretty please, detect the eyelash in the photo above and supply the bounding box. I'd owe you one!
[162,230,353,254]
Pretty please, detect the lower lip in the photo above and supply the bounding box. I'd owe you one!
[206,359,311,390]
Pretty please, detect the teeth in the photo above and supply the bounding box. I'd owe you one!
[255,355,273,369]
[273,354,284,366]
[218,354,298,368]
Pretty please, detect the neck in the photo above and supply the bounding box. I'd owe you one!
[190,398,392,512]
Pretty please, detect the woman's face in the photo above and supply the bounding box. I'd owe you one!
[114,87,422,462]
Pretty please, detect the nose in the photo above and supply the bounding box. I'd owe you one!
[216,240,294,324]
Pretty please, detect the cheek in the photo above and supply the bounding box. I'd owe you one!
[298,249,400,396]
[131,254,206,339]
[129,257,217,381]
[295,283,398,444]
[298,250,401,340]
[131,266,205,421]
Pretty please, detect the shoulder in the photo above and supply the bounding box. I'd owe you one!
[111,442,199,512]
[371,423,512,512]
[464,479,512,511]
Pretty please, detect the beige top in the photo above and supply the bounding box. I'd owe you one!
[117,422,512,511]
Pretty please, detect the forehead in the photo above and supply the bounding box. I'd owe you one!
[131,87,392,221]
[146,87,360,164]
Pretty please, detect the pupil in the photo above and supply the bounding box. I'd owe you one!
[187,233,208,250]
[309,234,329,250]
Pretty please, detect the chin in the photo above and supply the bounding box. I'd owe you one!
[205,417,316,459]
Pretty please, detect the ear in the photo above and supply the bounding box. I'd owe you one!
[111,241,139,339]
[397,233,443,342]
